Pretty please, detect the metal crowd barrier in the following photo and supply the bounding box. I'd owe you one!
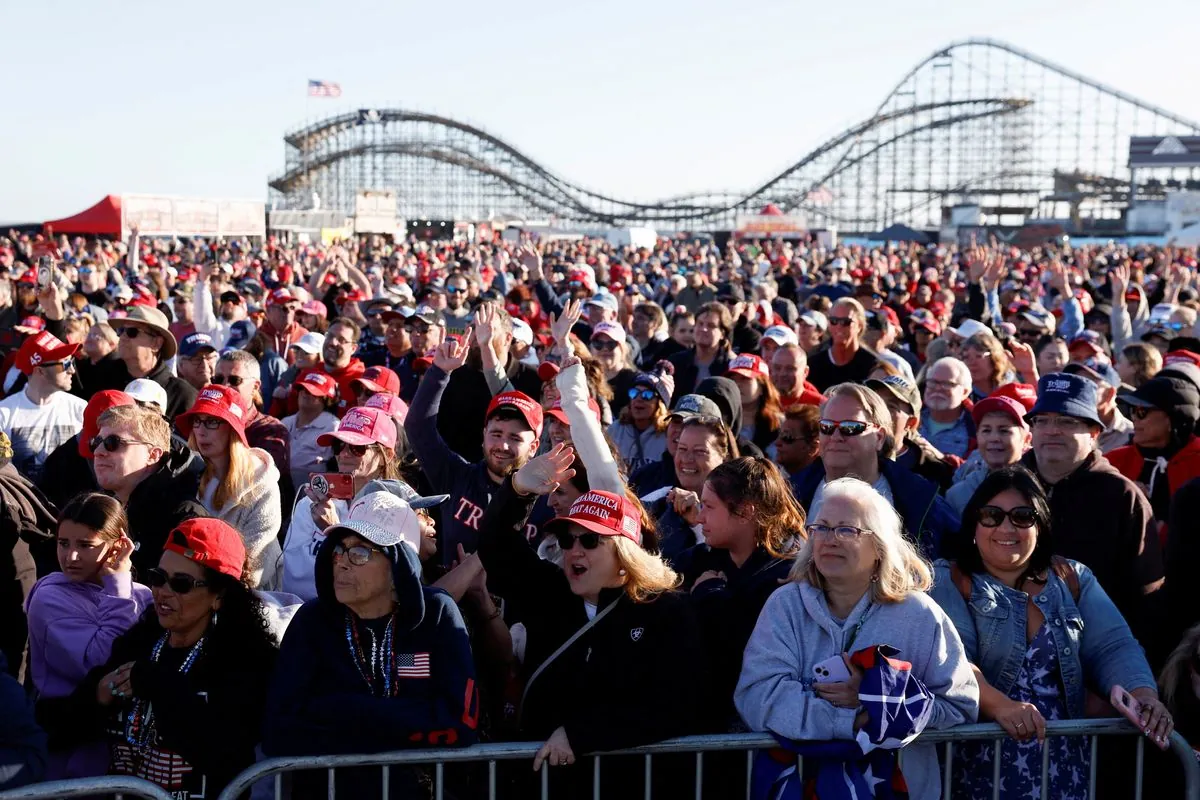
[0,776,175,800]
[211,718,1200,800]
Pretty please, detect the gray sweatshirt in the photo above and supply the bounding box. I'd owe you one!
[735,581,979,800]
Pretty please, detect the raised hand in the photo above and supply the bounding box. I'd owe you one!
[1007,339,1038,383]
[1110,262,1130,300]
[473,301,496,346]
[513,443,577,496]
[97,535,135,578]
[432,329,473,373]
[517,244,543,281]
[966,246,988,284]
[550,299,583,350]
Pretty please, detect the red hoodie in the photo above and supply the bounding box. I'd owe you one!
[271,359,366,418]
[780,381,825,410]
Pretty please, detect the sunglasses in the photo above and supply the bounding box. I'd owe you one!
[977,505,1037,529]
[817,419,874,437]
[590,339,619,352]
[628,388,658,401]
[38,357,75,373]
[554,531,602,551]
[333,543,382,566]
[828,317,854,328]
[1130,406,1158,420]
[143,567,209,594]
[120,326,159,341]
[212,374,245,388]
[89,434,153,453]
[778,434,812,444]
[331,440,370,457]
[445,286,466,294]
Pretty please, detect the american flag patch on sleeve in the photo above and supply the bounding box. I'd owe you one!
[398,652,431,678]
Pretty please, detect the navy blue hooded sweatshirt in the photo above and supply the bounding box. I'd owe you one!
[262,531,478,798]
[0,651,46,790]
[790,457,960,561]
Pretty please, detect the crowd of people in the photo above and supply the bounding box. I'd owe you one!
[1,227,1199,799]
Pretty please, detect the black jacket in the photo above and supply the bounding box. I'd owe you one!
[72,356,198,422]
[476,478,708,754]
[628,452,677,497]
[0,651,46,789]
[730,317,762,354]
[38,434,98,511]
[55,613,277,797]
[668,348,732,405]
[674,543,792,730]
[125,440,208,575]
[0,465,57,680]
[1020,450,1164,657]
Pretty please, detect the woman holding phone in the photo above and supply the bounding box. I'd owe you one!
[25,493,152,779]
[929,466,1168,800]
[280,405,400,601]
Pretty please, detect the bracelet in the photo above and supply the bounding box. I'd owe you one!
[484,605,503,621]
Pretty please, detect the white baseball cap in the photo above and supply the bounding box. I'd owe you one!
[290,332,325,355]
[511,318,534,346]
[124,379,168,414]
[326,491,423,553]
[762,325,798,346]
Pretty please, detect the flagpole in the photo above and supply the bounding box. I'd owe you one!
[303,85,311,204]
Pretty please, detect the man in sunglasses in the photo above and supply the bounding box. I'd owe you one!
[0,331,85,482]
[260,289,309,365]
[1017,372,1162,652]
[805,298,878,392]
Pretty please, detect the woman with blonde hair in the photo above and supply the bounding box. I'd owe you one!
[736,477,978,800]
[962,331,1015,401]
[1117,342,1163,388]
[681,456,804,730]
[176,385,282,590]
[474,444,708,796]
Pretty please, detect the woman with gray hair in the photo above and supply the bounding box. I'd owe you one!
[735,477,979,800]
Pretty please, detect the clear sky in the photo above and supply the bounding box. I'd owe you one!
[2,0,1198,222]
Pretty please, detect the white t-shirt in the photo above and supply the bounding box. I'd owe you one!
[0,389,86,481]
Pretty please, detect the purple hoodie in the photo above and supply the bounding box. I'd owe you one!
[24,571,152,779]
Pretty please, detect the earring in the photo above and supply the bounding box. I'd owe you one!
[870,573,879,583]
[211,611,219,626]
[618,569,627,577]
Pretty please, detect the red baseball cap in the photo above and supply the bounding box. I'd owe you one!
[14,316,46,334]
[295,371,337,399]
[727,353,769,380]
[269,288,299,307]
[353,366,401,396]
[16,331,80,375]
[338,289,367,304]
[486,391,544,437]
[988,382,1038,413]
[164,518,246,580]
[537,361,562,382]
[971,395,1029,429]
[317,405,398,449]
[176,384,251,445]
[365,391,409,425]
[545,490,642,546]
[546,397,601,427]
[81,390,136,458]
[301,299,328,319]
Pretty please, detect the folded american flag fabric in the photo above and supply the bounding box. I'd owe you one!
[751,644,934,800]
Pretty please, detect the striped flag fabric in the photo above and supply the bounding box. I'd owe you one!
[397,652,431,678]
[308,80,342,98]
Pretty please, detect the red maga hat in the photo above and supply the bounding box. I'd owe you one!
[295,371,337,399]
[176,384,251,446]
[164,518,246,580]
[317,405,398,449]
[353,366,401,396]
[486,391,544,437]
[16,331,79,374]
[546,397,601,427]
[544,490,642,545]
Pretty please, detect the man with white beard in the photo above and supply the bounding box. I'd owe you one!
[917,356,974,458]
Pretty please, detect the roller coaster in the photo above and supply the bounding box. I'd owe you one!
[268,38,1200,233]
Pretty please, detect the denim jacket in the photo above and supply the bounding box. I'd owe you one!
[929,558,1155,719]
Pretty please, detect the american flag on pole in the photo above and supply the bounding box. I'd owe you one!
[397,652,431,678]
[308,80,342,98]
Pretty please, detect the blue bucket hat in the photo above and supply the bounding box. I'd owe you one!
[1025,372,1102,427]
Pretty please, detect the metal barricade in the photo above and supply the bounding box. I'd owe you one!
[216,718,1200,800]
[0,776,176,800]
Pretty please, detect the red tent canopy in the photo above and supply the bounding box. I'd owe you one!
[759,203,784,216]
[44,195,122,237]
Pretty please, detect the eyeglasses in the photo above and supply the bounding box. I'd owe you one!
[331,440,370,457]
[333,543,382,566]
[977,505,1037,529]
[628,388,658,401]
[38,357,74,373]
[406,323,432,334]
[1130,406,1158,420]
[212,374,245,388]
[590,339,619,352]
[828,317,854,328]
[143,567,209,594]
[925,378,960,390]
[1029,415,1087,432]
[818,419,875,437]
[89,434,153,453]
[554,531,602,551]
[806,524,872,541]
[190,415,227,430]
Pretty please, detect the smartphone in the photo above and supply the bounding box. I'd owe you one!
[309,472,354,500]
[1110,685,1143,729]
[37,255,54,289]
[813,655,852,684]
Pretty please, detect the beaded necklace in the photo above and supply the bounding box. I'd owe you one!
[345,612,398,697]
[124,633,206,749]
